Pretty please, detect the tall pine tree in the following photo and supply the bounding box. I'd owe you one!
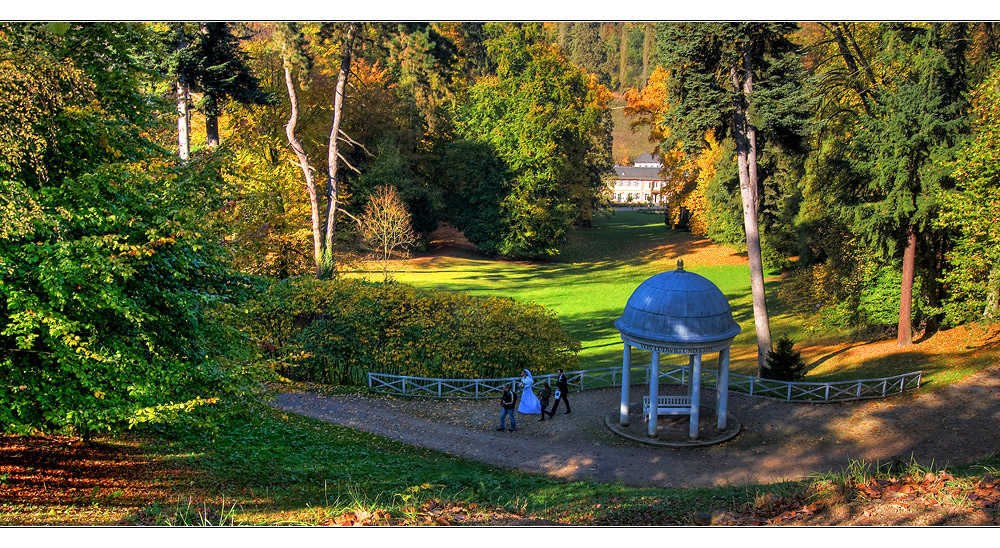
[192,22,272,148]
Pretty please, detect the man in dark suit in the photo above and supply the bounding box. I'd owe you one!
[546,369,571,417]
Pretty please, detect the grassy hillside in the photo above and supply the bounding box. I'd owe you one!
[392,211,809,376]
[610,94,653,165]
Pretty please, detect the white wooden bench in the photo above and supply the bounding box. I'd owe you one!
[642,395,692,421]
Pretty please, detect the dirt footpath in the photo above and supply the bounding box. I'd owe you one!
[273,362,1000,489]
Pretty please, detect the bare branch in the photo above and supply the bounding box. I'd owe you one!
[336,206,362,225]
[337,152,361,174]
[338,129,372,157]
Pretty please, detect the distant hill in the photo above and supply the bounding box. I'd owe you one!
[610,94,653,165]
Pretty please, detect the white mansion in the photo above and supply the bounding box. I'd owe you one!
[606,153,669,205]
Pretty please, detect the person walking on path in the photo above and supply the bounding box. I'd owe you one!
[537,380,552,421]
[546,369,571,417]
[497,384,517,431]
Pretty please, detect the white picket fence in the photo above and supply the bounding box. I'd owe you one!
[367,366,922,403]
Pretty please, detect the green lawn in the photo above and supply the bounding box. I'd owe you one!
[390,210,829,376]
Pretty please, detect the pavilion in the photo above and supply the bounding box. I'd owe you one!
[613,260,741,441]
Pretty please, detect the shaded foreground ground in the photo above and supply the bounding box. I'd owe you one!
[2,361,998,526]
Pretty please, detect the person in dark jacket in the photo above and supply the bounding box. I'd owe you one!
[546,369,571,417]
[537,380,552,421]
[497,384,517,431]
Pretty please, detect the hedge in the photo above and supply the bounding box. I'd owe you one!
[248,277,580,385]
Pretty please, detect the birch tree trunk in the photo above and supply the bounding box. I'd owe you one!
[177,78,190,160]
[732,42,773,374]
[282,60,323,276]
[897,224,917,347]
[321,24,357,277]
[176,32,190,161]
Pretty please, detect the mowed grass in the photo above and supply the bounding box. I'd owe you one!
[377,210,1000,388]
[390,210,821,376]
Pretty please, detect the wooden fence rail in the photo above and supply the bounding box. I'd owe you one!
[367,366,922,403]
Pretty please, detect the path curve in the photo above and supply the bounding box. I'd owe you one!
[273,362,1000,489]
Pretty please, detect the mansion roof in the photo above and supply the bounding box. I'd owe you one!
[613,165,667,181]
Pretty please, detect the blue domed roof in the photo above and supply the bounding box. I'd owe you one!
[615,265,741,345]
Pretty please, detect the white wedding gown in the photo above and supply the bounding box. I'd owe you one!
[517,375,542,414]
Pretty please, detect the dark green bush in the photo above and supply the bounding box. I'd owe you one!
[760,336,806,381]
[247,277,580,385]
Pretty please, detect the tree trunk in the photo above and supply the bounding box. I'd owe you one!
[826,22,874,116]
[177,78,190,160]
[205,114,220,149]
[176,32,190,160]
[642,24,652,85]
[282,60,323,277]
[732,43,773,375]
[321,24,357,278]
[985,266,1000,319]
[840,22,880,91]
[897,224,917,347]
[200,22,220,150]
[619,23,628,90]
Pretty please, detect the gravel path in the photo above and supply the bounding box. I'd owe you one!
[273,362,1000,489]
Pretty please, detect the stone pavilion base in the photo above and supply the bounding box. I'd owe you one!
[605,402,741,448]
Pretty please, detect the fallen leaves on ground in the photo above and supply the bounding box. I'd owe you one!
[716,471,1000,526]
[318,499,561,526]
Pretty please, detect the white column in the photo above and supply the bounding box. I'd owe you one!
[689,353,702,439]
[686,355,694,398]
[620,344,631,426]
[648,351,660,438]
[717,347,730,430]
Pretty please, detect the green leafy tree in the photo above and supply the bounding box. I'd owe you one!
[570,22,607,86]
[936,59,1000,325]
[0,23,252,436]
[446,23,612,257]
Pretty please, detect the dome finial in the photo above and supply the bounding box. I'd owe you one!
[677,258,684,271]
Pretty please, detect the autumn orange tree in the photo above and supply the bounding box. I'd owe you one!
[623,66,719,234]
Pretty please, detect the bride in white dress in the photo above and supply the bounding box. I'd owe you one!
[517,369,542,414]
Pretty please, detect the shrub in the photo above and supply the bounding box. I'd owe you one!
[760,336,806,381]
[247,277,580,385]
